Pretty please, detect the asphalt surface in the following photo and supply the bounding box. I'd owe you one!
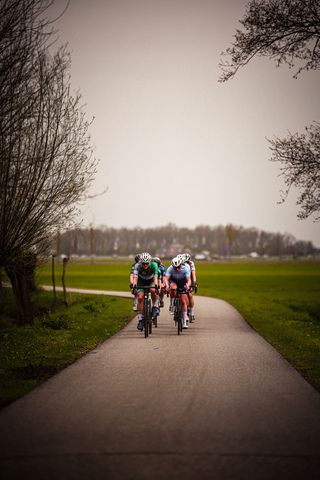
[1,291,320,480]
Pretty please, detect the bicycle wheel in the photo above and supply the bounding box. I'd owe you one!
[176,297,182,335]
[147,298,152,334]
[143,297,148,338]
[173,298,178,325]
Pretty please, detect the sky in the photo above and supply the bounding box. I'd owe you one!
[48,0,320,247]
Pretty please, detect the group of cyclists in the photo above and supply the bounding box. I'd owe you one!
[130,252,197,331]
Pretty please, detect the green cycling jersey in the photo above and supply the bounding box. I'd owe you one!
[133,261,159,281]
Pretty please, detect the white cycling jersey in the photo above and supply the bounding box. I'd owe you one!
[186,260,195,271]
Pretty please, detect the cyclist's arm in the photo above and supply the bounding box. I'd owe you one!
[161,267,166,286]
[132,276,138,289]
[132,263,140,288]
[188,262,196,284]
[153,274,158,288]
[151,262,159,289]
[164,275,170,290]
[186,274,191,289]
[129,263,135,286]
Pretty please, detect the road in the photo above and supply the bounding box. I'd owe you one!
[1,292,320,479]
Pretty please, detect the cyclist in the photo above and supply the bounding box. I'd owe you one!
[183,253,197,323]
[164,256,191,329]
[132,252,159,331]
[130,254,140,311]
[152,257,166,308]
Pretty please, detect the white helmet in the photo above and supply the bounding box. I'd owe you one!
[172,256,182,268]
[140,252,151,263]
[177,254,185,263]
[184,253,191,262]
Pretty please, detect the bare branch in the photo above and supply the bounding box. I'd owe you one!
[219,0,320,82]
[86,186,109,200]
[0,1,98,269]
[268,122,320,221]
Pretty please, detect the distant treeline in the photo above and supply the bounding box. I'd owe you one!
[56,224,317,258]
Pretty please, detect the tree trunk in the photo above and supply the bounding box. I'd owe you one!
[4,251,37,326]
[5,269,34,325]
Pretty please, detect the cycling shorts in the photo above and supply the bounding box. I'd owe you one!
[169,278,188,294]
[136,277,156,293]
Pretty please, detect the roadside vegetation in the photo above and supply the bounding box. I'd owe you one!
[0,285,135,409]
[198,262,320,392]
[1,259,319,409]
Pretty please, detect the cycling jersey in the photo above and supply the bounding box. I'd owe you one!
[185,260,196,285]
[159,264,166,280]
[186,260,195,272]
[133,261,159,281]
[166,264,190,292]
[130,262,138,274]
[166,265,190,282]
[184,263,191,274]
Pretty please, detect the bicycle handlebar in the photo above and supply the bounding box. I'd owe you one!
[131,284,159,293]
[166,286,192,296]
[169,286,191,291]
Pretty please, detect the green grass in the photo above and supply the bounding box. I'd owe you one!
[196,263,320,391]
[1,260,320,408]
[0,286,135,409]
[37,261,320,391]
[36,262,132,291]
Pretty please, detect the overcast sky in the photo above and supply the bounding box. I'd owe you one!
[49,0,320,247]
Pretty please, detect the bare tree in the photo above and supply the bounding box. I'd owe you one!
[225,224,240,260]
[219,0,320,221]
[269,122,320,220]
[0,1,98,324]
[57,224,317,258]
[0,1,58,136]
[219,0,320,83]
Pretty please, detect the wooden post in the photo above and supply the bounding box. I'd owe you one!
[62,257,69,307]
[52,255,57,299]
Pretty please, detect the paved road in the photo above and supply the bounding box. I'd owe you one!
[1,292,320,479]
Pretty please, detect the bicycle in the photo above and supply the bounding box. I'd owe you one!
[169,287,190,335]
[133,285,157,338]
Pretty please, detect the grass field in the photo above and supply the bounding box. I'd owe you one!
[1,260,320,408]
[197,263,320,392]
[0,283,136,409]
[37,260,320,391]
